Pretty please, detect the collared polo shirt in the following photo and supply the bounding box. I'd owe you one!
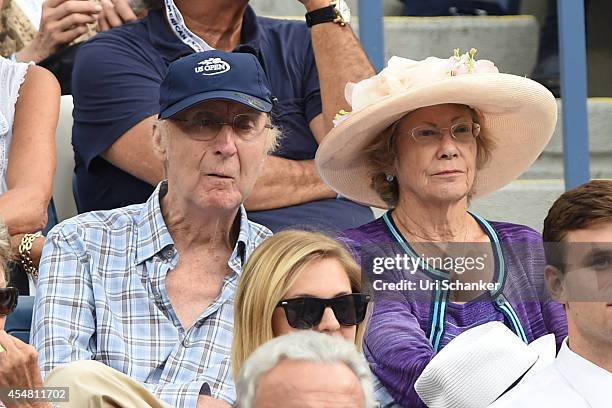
[31,181,272,407]
[491,337,612,407]
[71,7,373,232]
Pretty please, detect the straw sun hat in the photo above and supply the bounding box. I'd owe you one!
[315,49,558,209]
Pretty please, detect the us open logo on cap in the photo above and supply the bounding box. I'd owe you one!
[195,57,231,76]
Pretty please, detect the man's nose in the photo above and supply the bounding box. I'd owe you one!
[213,125,238,156]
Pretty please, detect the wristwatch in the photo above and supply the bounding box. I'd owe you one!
[305,0,351,28]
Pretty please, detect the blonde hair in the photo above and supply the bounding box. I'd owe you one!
[232,230,367,378]
[0,220,11,283]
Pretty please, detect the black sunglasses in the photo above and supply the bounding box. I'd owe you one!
[0,287,18,316]
[276,293,371,329]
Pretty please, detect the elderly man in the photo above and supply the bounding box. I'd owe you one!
[491,179,612,407]
[235,331,377,408]
[71,0,375,232]
[32,50,276,408]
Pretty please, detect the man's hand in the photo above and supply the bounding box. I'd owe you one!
[196,395,232,408]
[16,0,102,63]
[0,331,51,408]
[98,0,138,32]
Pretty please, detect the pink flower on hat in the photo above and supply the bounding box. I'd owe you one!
[449,48,499,77]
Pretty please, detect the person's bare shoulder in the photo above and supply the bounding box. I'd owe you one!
[21,65,60,97]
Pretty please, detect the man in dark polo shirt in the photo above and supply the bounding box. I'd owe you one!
[71,0,375,232]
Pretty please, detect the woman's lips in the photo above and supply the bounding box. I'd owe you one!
[432,170,464,176]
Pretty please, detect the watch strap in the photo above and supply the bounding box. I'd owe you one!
[305,5,337,28]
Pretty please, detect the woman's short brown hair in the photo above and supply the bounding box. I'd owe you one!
[365,105,494,208]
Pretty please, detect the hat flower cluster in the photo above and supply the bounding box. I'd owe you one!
[333,49,499,127]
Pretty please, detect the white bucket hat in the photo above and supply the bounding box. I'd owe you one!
[315,49,558,209]
[415,321,556,408]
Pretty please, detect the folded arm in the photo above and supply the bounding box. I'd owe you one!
[364,299,434,408]
[301,0,376,135]
[0,66,58,236]
[103,115,337,211]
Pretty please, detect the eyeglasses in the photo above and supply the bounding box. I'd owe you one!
[407,121,480,144]
[171,110,274,142]
[276,293,371,329]
[0,287,18,316]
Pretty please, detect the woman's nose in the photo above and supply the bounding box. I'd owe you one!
[315,307,341,333]
[437,131,459,159]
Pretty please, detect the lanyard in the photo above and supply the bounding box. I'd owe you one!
[164,0,214,52]
[381,211,528,352]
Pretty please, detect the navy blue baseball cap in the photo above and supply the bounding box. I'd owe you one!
[159,50,274,119]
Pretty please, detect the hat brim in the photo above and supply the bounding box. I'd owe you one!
[522,333,556,380]
[159,90,273,119]
[315,73,558,209]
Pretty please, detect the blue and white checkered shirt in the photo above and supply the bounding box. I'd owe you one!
[32,182,272,407]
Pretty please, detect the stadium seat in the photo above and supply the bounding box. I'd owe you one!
[5,295,35,344]
[43,198,59,235]
[54,95,78,222]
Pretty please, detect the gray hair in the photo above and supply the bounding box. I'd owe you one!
[235,331,377,408]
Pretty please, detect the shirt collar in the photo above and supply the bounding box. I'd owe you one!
[148,5,262,62]
[230,205,254,272]
[556,337,612,407]
[134,181,255,269]
[239,6,262,52]
[135,181,175,265]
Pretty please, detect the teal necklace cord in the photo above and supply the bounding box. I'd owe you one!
[382,211,528,351]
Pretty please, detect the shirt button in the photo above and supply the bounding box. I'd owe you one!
[182,338,191,348]
[164,250,173,260]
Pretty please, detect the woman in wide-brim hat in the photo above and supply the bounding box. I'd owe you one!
[316,49,568,407]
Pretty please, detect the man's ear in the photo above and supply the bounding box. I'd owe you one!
[544,265,568,304]
[152,120,168,160]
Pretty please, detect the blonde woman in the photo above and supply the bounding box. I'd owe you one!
[232,230,395,406]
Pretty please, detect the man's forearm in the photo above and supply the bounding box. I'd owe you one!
[244,156,336,211]
[102,116,165,186]
[305,0,376,134]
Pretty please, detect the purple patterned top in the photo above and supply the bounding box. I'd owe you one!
[341,214,568,407]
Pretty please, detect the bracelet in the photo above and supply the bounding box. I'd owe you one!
[18,232,42,280]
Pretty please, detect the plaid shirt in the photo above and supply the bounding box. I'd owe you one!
[32,182,272,407]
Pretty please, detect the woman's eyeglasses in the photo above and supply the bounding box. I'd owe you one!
[276,293,371,329]
[0,287,18,316]
[408,121,481,144]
